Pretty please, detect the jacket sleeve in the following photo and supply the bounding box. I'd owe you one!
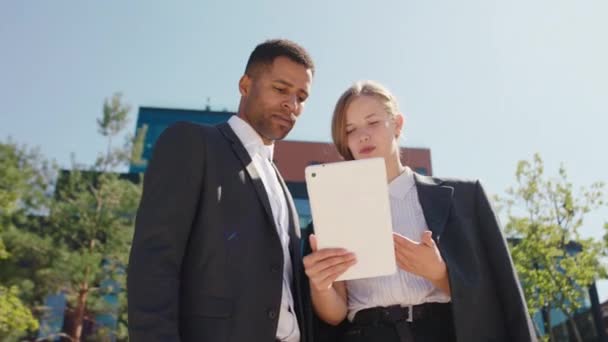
[127,122,206,342]
[475,180,538,341]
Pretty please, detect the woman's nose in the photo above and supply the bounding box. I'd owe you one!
[359,133,370,143]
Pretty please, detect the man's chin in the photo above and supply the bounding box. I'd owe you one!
[267,127,292,141]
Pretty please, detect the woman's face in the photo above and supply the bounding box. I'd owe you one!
[345,95,402,161]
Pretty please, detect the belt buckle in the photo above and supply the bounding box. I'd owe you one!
[405,305,414,323]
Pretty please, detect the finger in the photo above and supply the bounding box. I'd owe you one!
[311,253,356,274]
[317,259,357,285]
[396,258,415,273]
[310,259,355,290]
[304,249,342,269]
[310,234,318,252]
[313,248,353,262]
[393,233,419,250]
[305,253,356,276]
[395,250,420,272]
[395,250,412,266]
[421,231,435,247]
[303,248,352,268]
[394,244,416,260]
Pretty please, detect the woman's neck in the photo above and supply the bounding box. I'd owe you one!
[385,156,405,183]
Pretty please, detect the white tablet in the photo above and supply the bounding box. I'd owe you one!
[305,158,396,281]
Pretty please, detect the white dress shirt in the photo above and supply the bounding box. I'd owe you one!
[228,115,300,342]
[346,167,451,321]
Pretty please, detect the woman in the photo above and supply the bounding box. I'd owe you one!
[303,81,536,342]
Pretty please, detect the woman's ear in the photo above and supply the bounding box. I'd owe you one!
[394,113,405,138]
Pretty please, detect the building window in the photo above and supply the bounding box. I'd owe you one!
[414,167,428,175]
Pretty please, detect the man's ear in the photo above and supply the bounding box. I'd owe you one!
[239,74,251,96]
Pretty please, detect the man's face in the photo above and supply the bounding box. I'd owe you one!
[239,56,313,144]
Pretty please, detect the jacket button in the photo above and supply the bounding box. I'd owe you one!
[270,264,281,273]
[267,309,277,319]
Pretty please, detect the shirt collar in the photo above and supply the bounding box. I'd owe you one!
[388,166,415,200]
[228,115,274,161]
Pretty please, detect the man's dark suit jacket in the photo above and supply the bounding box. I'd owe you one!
[306,174,538,342]
[127,121,313,342]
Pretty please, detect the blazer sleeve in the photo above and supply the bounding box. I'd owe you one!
[127,122,206,342]
[474,180,538,341]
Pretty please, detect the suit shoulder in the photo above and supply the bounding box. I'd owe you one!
[156,121,216,145]
[436,177,498,200]
[163,121,214,135]
[432,176,481,192]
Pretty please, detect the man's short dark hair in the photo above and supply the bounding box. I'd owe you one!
[245,39,315,77]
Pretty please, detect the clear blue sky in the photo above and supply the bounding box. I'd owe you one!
[2,1,607,299]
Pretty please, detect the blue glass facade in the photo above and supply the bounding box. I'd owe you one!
[130,107,233,174]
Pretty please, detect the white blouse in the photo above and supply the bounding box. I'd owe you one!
[346,167,451,321]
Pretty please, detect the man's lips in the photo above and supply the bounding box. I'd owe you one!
[272,114,295,127]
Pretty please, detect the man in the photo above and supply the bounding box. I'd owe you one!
[127,39,315,342]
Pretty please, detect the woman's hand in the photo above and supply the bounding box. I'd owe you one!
[393,231,450,294]
[303,234,357,292]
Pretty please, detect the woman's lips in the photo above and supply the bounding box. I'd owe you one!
[359,146,376,154]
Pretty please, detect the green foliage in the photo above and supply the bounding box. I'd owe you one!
[0,141,54,339]
[0,285,39,340]
[0,92,145,340]
[499,153,607,341]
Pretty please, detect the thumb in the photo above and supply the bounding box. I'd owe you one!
[309,234,318,252]
[422,231,435,247]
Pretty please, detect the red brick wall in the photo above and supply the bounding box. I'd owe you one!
[274,140,432,182]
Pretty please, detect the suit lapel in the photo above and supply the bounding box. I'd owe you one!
[270,161,302,270]
[271,163,301,240]
[271,161,310,339]
[414,174,454,241]
[217,123,278,234]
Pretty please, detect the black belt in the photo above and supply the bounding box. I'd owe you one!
[353,302,452,325]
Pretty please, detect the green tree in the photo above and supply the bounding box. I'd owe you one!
[47,93,142,340]
[1,93,144,341]
[0,285,39,340]
[499,154,606,342]
[0,141,51,339]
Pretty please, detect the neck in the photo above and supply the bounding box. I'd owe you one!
[236,112,273,146]
[385,155,405,183]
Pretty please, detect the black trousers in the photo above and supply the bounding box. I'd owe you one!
[341,303,456,342]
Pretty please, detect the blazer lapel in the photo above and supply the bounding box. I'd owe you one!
[414,174,454,241]
[271,161,310,338]
[271,163,301,240]
[217,123,278,233]
[270,161,302,263]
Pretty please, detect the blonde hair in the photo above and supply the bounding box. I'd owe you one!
[331,80,400,160]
